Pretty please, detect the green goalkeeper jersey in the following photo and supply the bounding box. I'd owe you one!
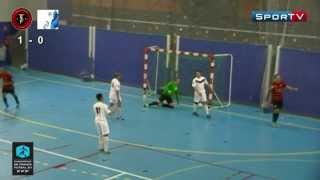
[162,81,179,97]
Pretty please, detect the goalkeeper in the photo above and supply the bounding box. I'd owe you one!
[146,79,180,108]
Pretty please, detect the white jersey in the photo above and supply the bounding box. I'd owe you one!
[192,76,208,93]
[93,102,111,122]
[109,78,121,102]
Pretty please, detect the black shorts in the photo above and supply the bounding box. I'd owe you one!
[2,86,15,94]
[159,94,173,104]
[272,101,283,109]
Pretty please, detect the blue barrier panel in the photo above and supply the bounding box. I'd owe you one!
[279,48,320,117]
[180,38,267,105]
[29,25,90,77]
[95,30,165,87]
[0,23,7,45]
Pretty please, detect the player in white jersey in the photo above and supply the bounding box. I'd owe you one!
[109,73,124,120]
[192,71,211,119]
[93,93,112,153]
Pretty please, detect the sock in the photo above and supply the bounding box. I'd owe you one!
[204,104,209,115]
[104,135,109,152]
[98,136,104,150]
[273,113,279,123]
[115,107,123,119]
[3,96,8,108]
[13,94,19,105]
[193,103,198,112]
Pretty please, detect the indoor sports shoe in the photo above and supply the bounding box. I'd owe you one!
[104,151,111,155]
[116,116,125,120]
[99,149,111,154]
[192,112,199,117]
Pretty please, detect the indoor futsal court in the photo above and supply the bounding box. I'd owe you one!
[0,1,320,180]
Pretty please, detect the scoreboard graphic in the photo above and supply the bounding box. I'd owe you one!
[11,8,33,30]
[37,10,59,30]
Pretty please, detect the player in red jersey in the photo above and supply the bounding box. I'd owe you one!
[267,74,298,127]
[0,69,20,109]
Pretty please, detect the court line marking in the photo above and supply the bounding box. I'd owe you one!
[104,173,125,180]
[0,138,152,180]
[32,132,57,140]
[155,158,320,180]
[20,74,320,133]
[15,79,40,86]
[0,109,319,157]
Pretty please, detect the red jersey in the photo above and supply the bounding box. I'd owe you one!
[271,80,287,102]
[0,71,14,89]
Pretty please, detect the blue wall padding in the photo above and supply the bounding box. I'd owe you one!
[0,22,17,44]
[29,25,90,77]
[180,38,267,105]
[279,48,320,117]
[95,30,165,87]
[0,23,7,45]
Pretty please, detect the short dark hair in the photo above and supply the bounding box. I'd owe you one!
[96,93,103,101]
[113,72,121,78]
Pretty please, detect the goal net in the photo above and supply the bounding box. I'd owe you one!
[143,46,233,108]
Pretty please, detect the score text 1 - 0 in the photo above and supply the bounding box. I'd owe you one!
[17,35,44,45]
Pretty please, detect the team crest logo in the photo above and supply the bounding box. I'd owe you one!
[11,8,33,30]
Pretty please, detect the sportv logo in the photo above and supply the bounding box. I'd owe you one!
[252,10,308,22]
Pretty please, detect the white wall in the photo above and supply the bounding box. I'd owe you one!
[0,0,47,22]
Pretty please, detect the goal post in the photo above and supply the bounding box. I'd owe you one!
[143,46,233,108]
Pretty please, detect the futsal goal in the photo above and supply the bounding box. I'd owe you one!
[143,46,233,109]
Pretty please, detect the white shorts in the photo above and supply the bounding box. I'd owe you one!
[109,93,121,104]
[95,120,109,136]
[194,91,207,103]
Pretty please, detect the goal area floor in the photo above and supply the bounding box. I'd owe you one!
[0,67,319,180]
